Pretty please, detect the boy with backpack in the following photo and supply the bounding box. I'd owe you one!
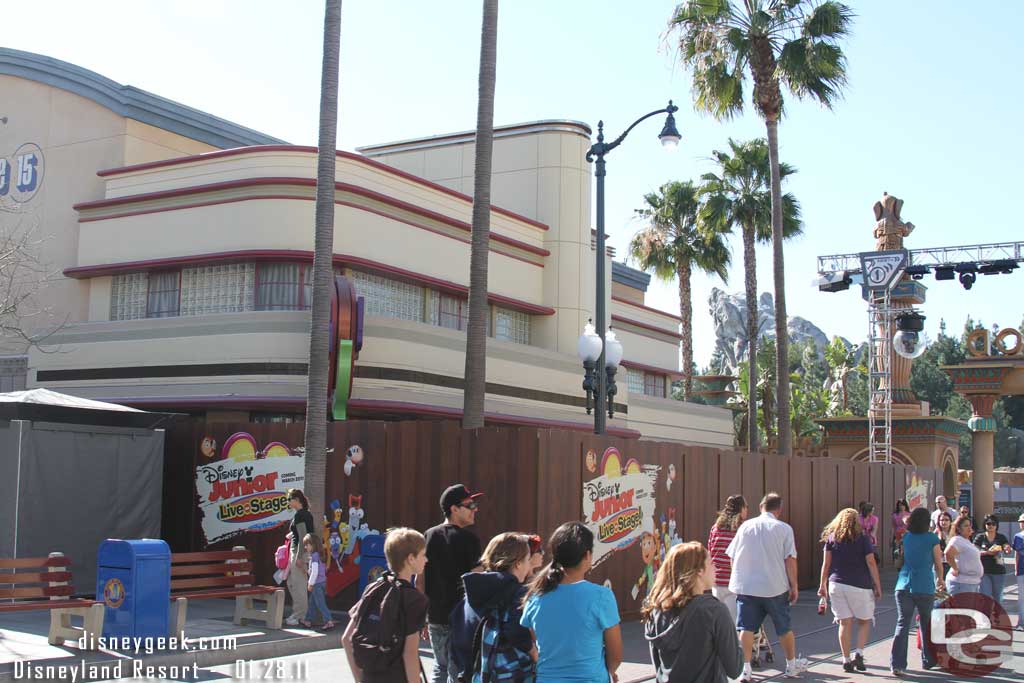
[343,528,429,683]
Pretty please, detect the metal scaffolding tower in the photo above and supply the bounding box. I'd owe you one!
[866,289,893,463]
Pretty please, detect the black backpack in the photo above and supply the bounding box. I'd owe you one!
[350,572,418,675]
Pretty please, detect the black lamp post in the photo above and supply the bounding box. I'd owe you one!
[581,101,681,435]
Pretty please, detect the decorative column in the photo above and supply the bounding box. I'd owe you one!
[967,394,998,518]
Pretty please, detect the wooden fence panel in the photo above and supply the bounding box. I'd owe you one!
[742,453,765,507]
[789,458,815,588]
[837,460,855,511]
[718,452,742,513]
[764,456,790,509]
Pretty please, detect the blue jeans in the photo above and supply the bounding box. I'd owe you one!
[979,573,1005,607]
[428,623,454,683]
[305,583,331,623]
[948,580,980,595]
[1017,576,1024,627]
[891,591,936,671]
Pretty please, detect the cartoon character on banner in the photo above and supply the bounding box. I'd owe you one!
[347,495,365,555]
[344,445,365,476]
[585,449,598,474]
[666,463,677,492]
[200,437,217,459]
[631,532,658,601]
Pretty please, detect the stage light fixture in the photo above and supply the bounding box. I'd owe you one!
[905,265,930,280]
[934,266,955,281]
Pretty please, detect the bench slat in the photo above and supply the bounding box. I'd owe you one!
[0,571,72,585]
[173,586,279,601]
[171,574,255,591]
[0,598,98,613]
[0,557,70,570]
[0,585,75,599]
[170,562,253,577]
[171,551,249,563]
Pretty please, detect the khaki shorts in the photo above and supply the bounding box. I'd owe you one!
[829,581,875,622]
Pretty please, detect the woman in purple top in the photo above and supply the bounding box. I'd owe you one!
[818,508,882,673]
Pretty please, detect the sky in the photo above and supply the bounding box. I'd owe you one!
[5,1,1023,367]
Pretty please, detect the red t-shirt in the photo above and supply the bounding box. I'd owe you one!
[708,525,736,587]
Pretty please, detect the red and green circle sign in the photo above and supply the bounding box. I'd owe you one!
[931,592,1012,677]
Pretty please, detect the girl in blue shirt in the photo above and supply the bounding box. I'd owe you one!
[521,522,622,683]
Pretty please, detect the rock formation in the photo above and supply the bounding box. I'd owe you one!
[708,287,856,376]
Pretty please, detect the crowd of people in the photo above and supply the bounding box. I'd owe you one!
[277,485,1021,683]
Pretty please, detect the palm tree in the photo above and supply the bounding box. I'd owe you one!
[462,0,499,429]
[630,180,730,401]
[700,138,801,451]
[302,0,342,525]
[670,0,853,454]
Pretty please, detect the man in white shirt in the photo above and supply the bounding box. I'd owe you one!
[727,493,808,680]
[930,495,950,531]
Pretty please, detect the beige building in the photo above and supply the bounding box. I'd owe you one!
[1,48,732,445]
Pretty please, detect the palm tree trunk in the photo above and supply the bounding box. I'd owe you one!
[462,0,498,429]
[765,116,790,456]
[677,258,693,401]
[742,225,758,452]
[302,0,342,526]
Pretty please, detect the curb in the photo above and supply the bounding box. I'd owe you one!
[0,630,341,681]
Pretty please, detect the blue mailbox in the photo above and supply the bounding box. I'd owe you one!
[96,539,171,639]
[358,533,387,593]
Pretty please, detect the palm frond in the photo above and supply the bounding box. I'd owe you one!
[803,1,853,39]
[777,36,848,107]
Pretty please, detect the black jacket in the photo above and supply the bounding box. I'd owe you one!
[645,594,743,683]
[449,571,531,678]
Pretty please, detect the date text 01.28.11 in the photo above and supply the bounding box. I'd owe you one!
[234,659,308,680]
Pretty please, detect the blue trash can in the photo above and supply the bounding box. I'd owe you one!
[358,533,387,593]
[96,539,170,639]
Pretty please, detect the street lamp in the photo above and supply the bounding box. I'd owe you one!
[578,322,624,420]
[582,100,680,434]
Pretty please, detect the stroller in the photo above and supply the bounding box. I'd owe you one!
[750,625,775,667]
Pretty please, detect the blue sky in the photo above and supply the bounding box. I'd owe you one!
[6,1,1022,366]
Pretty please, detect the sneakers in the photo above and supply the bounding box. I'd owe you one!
[740,671,753,683]
[854,653,866,672]
[890,669,905,678]
[284,615,300,626]
[784,657,810,678]
[842,661,856,673]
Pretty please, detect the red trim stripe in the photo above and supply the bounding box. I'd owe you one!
[103,395,641,438]
[611,296,682,323]
[619,360,684,380]
[73,177,549,258]
[63,249,555,316]
[610,314,683,341]
[95,145,549,231]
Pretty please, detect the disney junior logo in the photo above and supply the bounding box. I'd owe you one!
[931,592,1012,677]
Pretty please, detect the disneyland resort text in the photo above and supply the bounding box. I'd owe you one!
[14,660,199,681]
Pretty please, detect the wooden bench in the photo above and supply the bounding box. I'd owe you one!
[169,547,283,635]
[0,553,104,648]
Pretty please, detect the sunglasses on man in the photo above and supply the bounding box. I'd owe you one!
[459,501,479,511]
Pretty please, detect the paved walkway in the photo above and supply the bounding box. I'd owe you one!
[1,569,1020,681]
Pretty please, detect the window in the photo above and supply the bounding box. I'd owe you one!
[110,272,149,320]
[349,270,425,322]
[626,367,644,395]
[0,356,27,392]
[626,367,667,397]
[438,294,467,331]
[256,263,306,311]
[644,372,666,398]
[180,263,255,315]
[146,271,180,318]
[494,307,529,344]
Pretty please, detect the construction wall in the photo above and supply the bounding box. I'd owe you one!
[163,419,942,618]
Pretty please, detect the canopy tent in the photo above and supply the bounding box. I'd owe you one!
[0,389,178,593]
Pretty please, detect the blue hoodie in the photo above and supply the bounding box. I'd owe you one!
[449,571,533,679]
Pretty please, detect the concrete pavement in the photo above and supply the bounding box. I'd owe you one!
[3,568,1019,682]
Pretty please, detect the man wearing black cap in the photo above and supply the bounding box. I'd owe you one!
[423,484,483,683]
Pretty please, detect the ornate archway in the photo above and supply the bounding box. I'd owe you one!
[941,449,957,500]
[945,328,1024,518]
[851,447,914,466]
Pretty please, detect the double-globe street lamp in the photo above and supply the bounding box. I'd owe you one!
[578,101,681,434]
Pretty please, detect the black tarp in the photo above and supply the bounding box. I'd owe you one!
[0,414,167,594]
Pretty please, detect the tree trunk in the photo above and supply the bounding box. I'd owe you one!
[742,224,758,452]
[678,258,693,401]
[765,116,790,456]
[462,0,498,429]
[302,0,342,526]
